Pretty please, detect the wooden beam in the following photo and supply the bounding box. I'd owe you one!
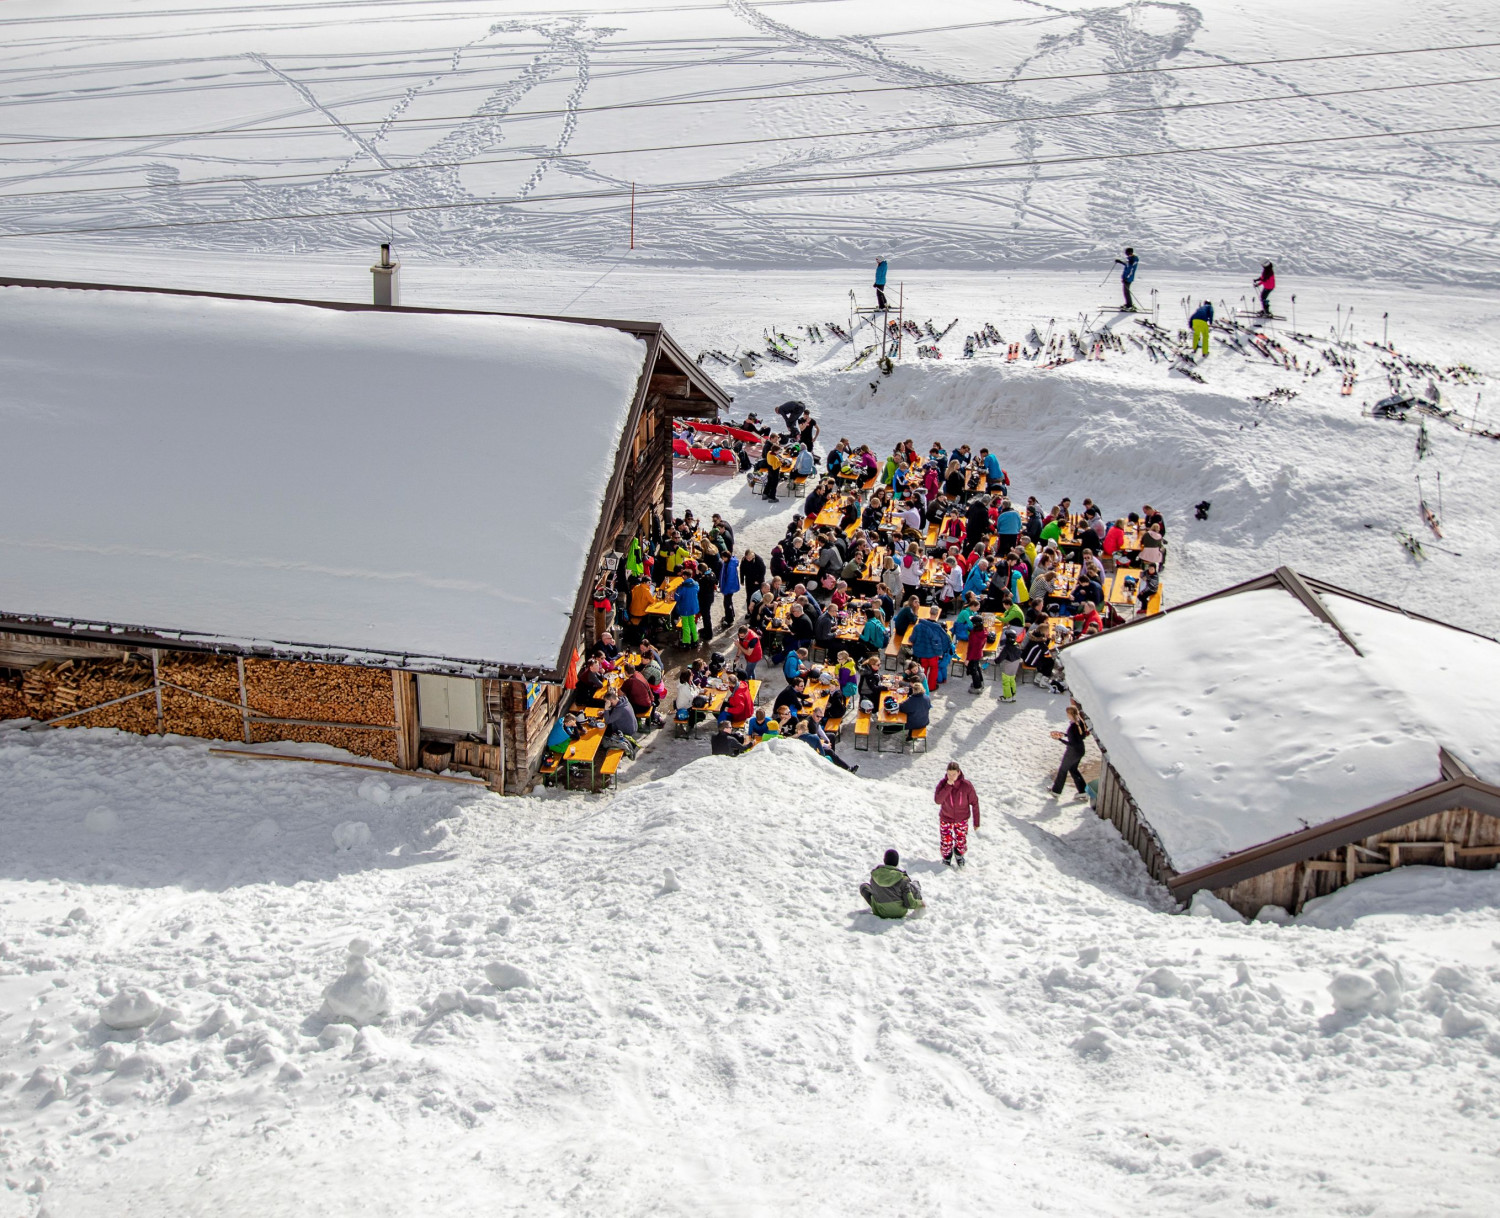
[648,373,691,397]
[392,670,419,769]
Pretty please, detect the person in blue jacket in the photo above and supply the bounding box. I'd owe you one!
[719,553,741,627]
[962,558,991,599]
[1190,300,1214,359]
[673,574,701,646]
[873,256,889,310]
[995,501,1022,551]
[910,615,955,691]
[1114,247,1138,311]
[980,448,1005,486]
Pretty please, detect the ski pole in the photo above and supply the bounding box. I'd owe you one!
[1098,265,1114,288]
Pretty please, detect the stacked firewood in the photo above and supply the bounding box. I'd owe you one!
[0,653,397,762]
[242,660,396,726]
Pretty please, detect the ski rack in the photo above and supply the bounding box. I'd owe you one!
[851,281,904,369]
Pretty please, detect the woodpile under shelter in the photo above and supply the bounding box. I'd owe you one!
[0,276,728,792]
[1063,567,1500,917]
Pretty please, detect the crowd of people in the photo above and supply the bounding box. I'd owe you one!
[552,403,1170,894]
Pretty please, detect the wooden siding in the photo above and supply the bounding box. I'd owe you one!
[500,680,566,794]
[1215,805,1500,917]
[1093,754,1179,888]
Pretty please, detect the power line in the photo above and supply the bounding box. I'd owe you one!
[1,120,1496,242]
[4,74,1494,205]
[0,39,1495,146]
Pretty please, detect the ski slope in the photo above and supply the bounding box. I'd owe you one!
[0,1,1497,283]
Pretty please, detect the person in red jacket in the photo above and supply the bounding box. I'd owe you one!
[735,625,763,679]
[963,616,989,692]
[721,675,755,725]
[934,762,980,867]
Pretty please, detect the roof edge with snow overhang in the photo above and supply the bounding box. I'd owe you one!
[1167,761,1500,899]
[0,277,732,681]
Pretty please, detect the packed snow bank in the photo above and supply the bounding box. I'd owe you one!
[1299,865,1500,929]
[3,729,1500,1214]
[0,285,647,669]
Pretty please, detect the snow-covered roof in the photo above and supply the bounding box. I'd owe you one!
[0,285,650,671]
[1064,573,1500,874]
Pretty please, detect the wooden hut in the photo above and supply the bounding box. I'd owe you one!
[0,276,729,792]
[1063,567,1500,917]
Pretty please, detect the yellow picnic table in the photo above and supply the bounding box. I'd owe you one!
[561,725,607,790]
[644,575,686,616]
[1106,566,1141,609]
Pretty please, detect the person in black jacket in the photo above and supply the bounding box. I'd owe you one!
[740,549,766,595]
[1050,705,1087,795]
[711,720,747,756]
[964,495,991,548]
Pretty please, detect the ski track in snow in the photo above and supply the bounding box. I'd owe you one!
[0,1,1497,281]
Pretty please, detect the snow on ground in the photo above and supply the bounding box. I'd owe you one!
[3,725,1500,1217]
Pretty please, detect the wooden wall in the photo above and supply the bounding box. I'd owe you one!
[499,680,566,794]
[1094,755,1178,888]
[1215,806,1500,917]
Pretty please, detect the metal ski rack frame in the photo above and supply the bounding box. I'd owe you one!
[851,281,904,366]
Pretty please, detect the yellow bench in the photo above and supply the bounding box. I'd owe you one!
[908,727,928,754]
[538,752,563,787]
[596,749,624,789]
[853,712,872,751]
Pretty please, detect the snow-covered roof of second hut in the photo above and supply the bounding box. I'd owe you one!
[1063,575,1500,874]
[0,285,650,671]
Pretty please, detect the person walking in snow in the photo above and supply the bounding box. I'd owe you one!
[1189,299,1214,359]
[1050,705,1088,797]
[873,256,889,311]
[1115,247,1138,311]
[935,762,980,867]
[860,848,924,918]
[1254,262,1276,315]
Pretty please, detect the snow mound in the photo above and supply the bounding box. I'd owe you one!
[1299,866,1500,928]
[331,820,372,851]
[100,986,163,1031]
[321,941,393,1025]
[484,962,533,992]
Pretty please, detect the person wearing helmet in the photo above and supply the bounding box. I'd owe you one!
[860,848,923,918]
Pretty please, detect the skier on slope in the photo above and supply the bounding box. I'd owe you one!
[1253,262,1276,315]
[1114,246,1139,311]
[873,256,889,311]
[1189,300,1214,359]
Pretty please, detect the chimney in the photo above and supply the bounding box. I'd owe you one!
[371,243,400,307]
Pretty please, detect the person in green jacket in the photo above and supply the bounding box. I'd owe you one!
[859,849,925,919]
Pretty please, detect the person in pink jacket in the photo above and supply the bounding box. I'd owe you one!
[934,762,980,867]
